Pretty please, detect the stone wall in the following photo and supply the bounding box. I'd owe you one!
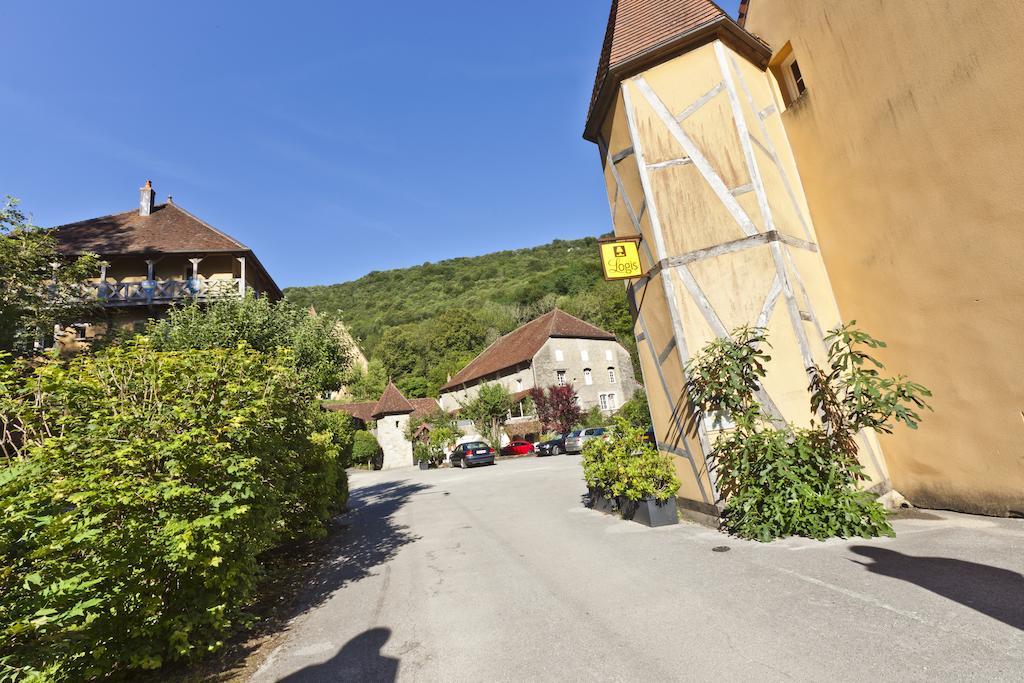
[531,338,639,412]
[375,414,413,470]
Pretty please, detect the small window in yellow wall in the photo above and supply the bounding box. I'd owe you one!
[770,42,807,109]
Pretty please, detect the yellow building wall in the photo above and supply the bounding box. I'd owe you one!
[596,39,891,519]
[745,0,1024,515]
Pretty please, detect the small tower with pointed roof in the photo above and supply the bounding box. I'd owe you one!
[372,383,416,469]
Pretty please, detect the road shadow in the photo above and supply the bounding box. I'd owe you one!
[850,546,1024,631]
[277,627,399,682]
[167,479,427,681]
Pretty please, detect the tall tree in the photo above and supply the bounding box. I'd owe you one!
[0,197,99,355]
[461,383,514,449]
[530,384,582,434]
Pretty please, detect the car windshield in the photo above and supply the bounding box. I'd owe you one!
[591,428,605,435]
[464,442,488,450]
[567,431,581,438]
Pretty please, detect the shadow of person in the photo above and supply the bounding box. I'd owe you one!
[278,627,399,682]
[850,546,1024,631]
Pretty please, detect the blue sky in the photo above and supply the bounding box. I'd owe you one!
[2,1,740,288]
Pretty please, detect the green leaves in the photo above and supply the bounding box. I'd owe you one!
[0,340,343,680]
[685,322,930,542]
[581,419,680,505]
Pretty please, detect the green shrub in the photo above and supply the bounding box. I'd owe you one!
[146,295,353,394]
[352,430,381,469]
[316,410,354,505]
[616,390,651,429]
[0,340,341,680]
[582,419,680,505]
[686,323,930,542]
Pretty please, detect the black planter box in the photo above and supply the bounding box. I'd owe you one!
[587,487,678,527]
[418,461,430,470]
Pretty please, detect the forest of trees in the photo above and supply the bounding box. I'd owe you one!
[285,237,638,399]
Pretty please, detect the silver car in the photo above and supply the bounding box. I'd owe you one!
[564,427,606,454]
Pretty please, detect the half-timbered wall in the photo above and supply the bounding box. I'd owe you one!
[597,39,890,519]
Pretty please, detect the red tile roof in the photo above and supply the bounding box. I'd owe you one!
[372,383,416,417]
[328,395,440,422]
[440,309,616,392]
[327,401,377,423]
[583,0,770,142]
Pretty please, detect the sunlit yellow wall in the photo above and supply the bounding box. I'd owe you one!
[596,39,890,520]
[745,0,1024,515]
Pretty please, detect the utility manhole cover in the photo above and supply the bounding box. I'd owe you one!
[712,546,731,553]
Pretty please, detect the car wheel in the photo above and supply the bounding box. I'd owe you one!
[553,446,562,455]
[460,458,468,469]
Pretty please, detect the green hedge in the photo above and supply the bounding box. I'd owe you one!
[0,341,345,680]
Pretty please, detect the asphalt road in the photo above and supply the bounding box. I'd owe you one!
[250,456,1024,682]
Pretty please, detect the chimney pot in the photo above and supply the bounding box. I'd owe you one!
[139,180,155,216]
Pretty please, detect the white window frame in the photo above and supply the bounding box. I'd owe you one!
[599,394,609,410]
[607,367,616,384]
[556,370,566,387]
[554,349,564,362]
[583,368,593,386]
[607,393,616,410]
[780,52,806,103]
[581,350,589,362]
[604,349,614,361]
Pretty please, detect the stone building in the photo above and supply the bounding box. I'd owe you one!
[51,180,281,342]
[330,383,440,470]
[438,309,640,430]
[584,0,1024,518]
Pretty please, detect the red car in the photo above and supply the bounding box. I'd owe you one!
[500,440,535,456]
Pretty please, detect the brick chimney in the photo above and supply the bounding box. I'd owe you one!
[139,180,155,216]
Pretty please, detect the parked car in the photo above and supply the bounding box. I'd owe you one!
[564,427,606,454]
[450,441,496,468]
[500,440,535,456]
[536,433,571,456]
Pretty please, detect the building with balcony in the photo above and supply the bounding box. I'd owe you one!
[51,181,281,340]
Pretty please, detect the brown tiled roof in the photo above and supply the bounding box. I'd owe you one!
[408,398,442,420]
[52,202,247,256]
[50,201,283,299]
[440,309,616,392]
[326,401,376,423]
[583,0,771,142]
[327,395,439,422]
[372,383,416,417]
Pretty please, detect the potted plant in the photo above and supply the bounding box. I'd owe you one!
[581,418,680,527]
[414,442,432,470]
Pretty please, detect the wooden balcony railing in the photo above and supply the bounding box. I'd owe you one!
[77,277,245,307]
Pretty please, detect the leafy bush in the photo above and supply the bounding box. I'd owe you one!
[352,430,381,469]
[0,340,342,680]
[316,410,355,504]
[581,419,680,505]
[686,324,931,542]
[616,390,651,430]
[0,197,100,356]
[146,295,353,394]
[529,384,581,434]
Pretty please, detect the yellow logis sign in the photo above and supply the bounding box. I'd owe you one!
[598,238,643,280]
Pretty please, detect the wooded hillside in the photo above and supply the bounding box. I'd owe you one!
[284,237,637,398]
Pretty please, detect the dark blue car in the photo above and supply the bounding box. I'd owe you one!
[450,441,496,469]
